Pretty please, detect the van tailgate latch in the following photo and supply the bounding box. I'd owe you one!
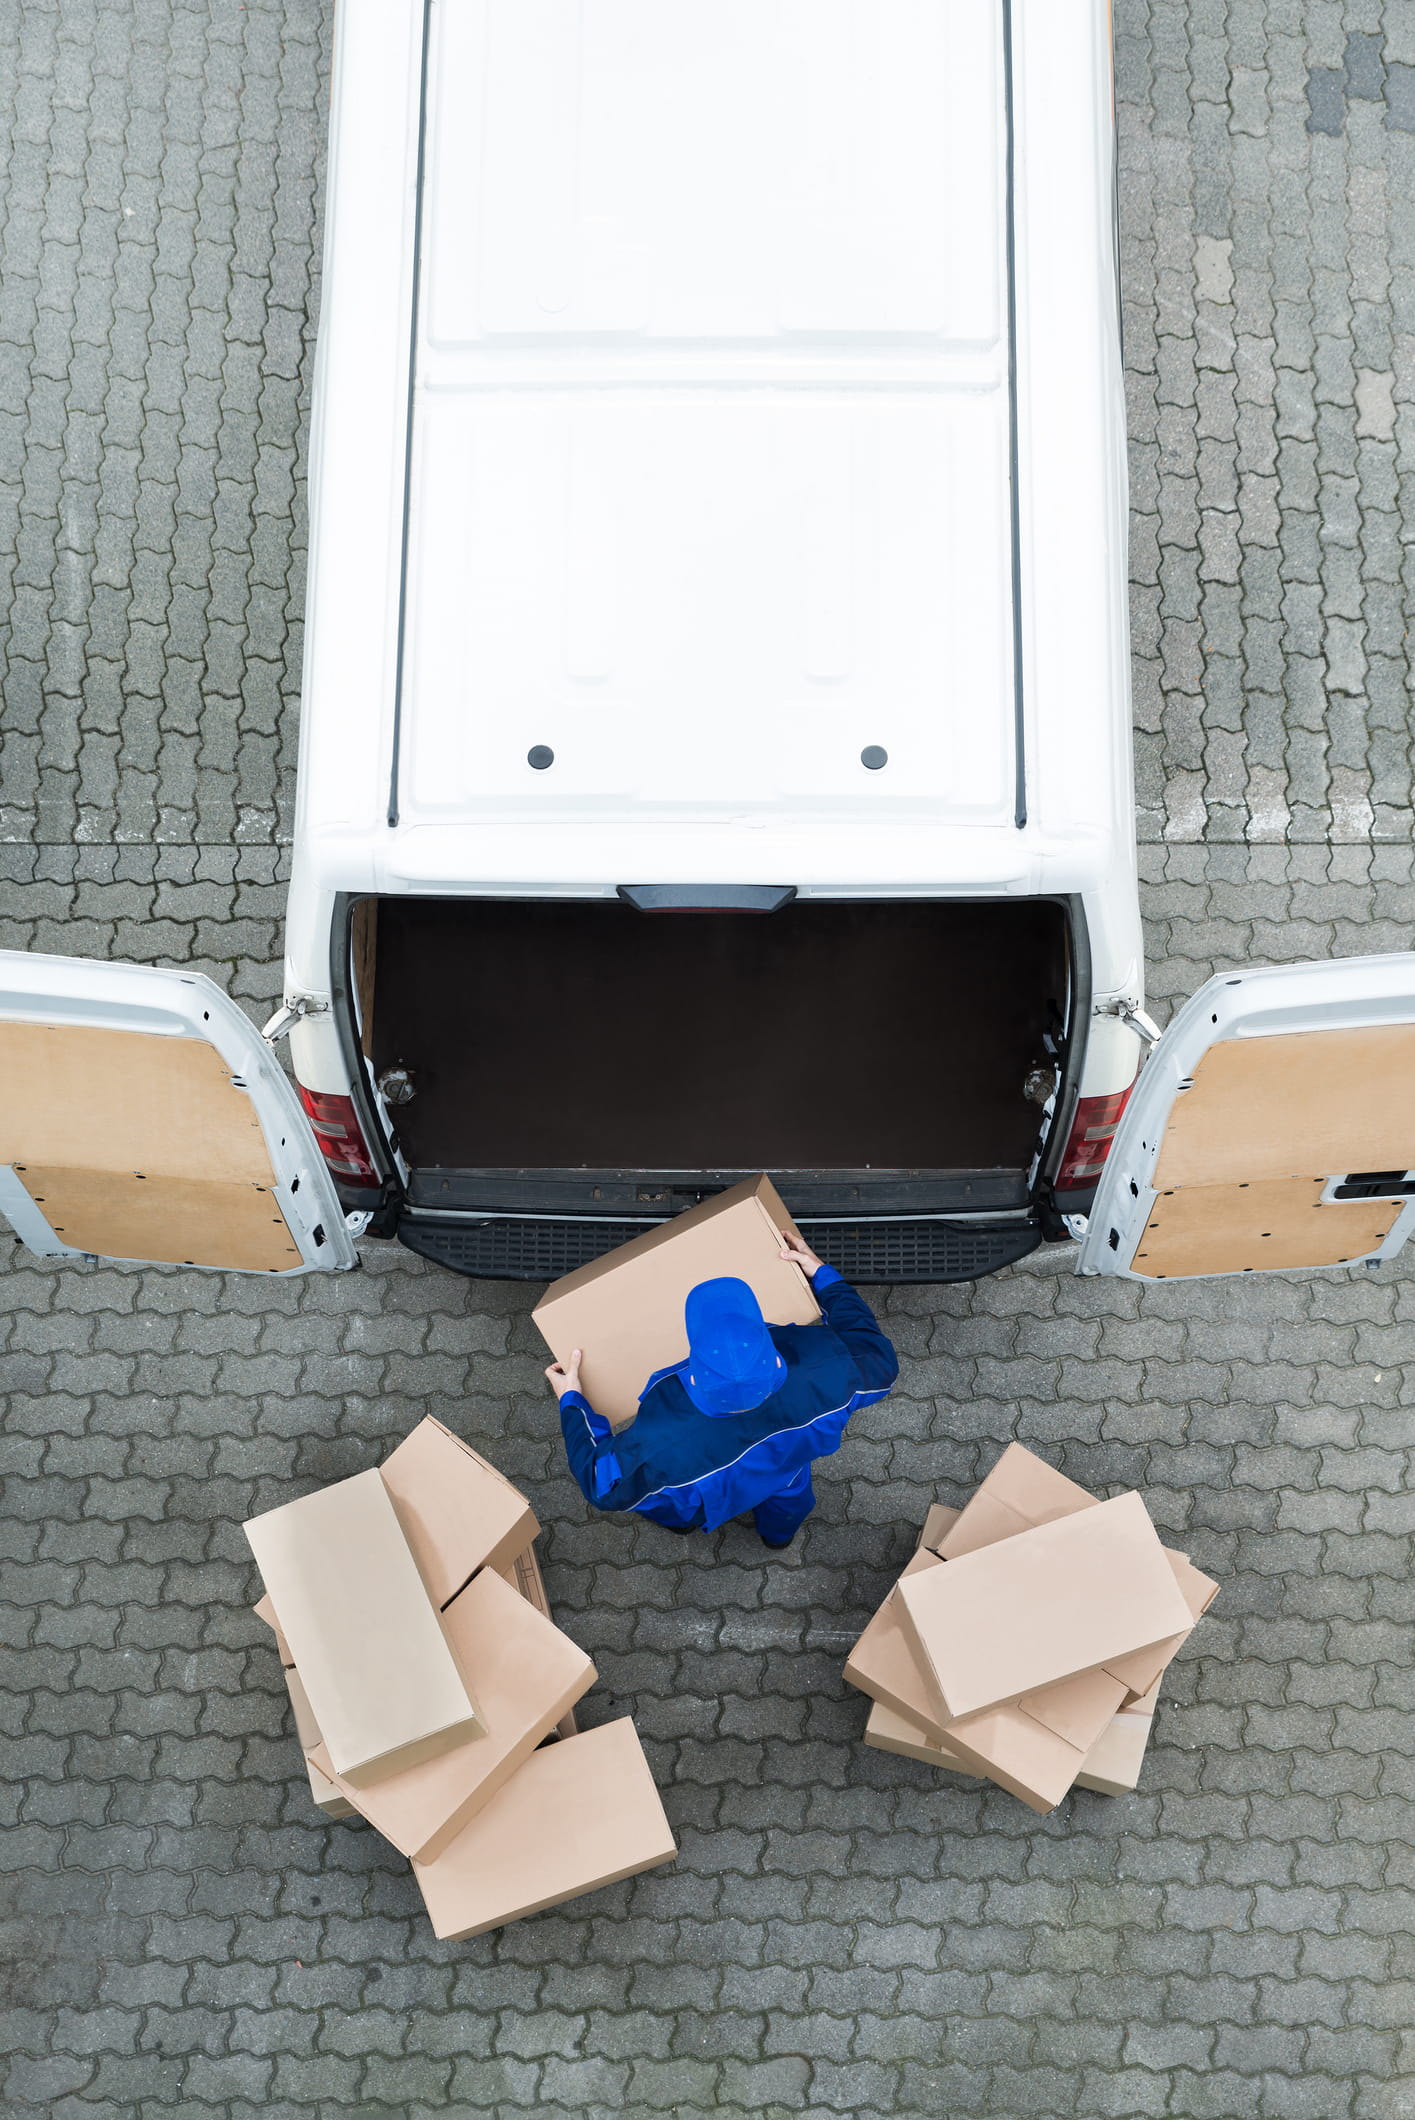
[261,997,327,1044]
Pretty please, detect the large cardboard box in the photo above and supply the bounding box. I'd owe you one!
[895,1491,1194,1723]
[308,1566,595,1862]
[413,1717,677,1940]
[380,1416,538,1608]
[531,1174,819,1430]
[244,1468,481,1787]
[939,1444,1219,1702]
[846,1550,1131,1812]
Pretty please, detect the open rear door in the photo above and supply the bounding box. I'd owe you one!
[1077,954,1415,1281]
[0,951,356,1274]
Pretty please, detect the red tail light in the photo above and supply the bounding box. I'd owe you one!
[297,1087,379,1185]
[1055,1087,1132,1190]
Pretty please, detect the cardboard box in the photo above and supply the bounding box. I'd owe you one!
[500,1540,577,1741]
[1074,1682,1160,1797]
[307,1753,358,1820]
[380,1417,538,1609]
[308,1566,595,1862]
[413,1717,677,1941]
[532,1174,819,1430]
[244,1468,481,1787]
[895,1491,1195,1723]
[253,1594,293,1666]
[939,1444,1219,1703]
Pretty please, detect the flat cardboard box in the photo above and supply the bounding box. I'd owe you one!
[500,1540,577,1741]
[244,1468,481,1787]
[253,1594,293,1666]
[413,1717,676,1940]
[380,1417,538,1608]
[848,1562,1131,1812]
[895,1491,1194,1723]
[532,1174,819,1430]
[940,1444,1219,1703]
[309,1566,595,1862]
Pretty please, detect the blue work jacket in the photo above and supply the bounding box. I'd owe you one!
[557,1266,899,1532]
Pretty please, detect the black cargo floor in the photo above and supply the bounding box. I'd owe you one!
[369,897,1068,1172]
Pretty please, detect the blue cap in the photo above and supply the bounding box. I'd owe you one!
[682,1276,786,1416]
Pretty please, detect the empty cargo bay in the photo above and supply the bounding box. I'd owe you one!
[362,897,1070,1178]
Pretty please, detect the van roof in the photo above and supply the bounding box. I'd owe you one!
[297,1,1131,900]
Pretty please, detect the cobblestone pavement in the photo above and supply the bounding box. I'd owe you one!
[3,3,1415,2117]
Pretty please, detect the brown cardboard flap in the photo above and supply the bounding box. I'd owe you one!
[1074,1711,1154,1797]
[1151,1022,1415,1188]
[13,1167,301,1272]
[863,1699,971,1771]
[379,1417,538,1608]
[843,1550,948,1733]
[917,1503,961,1552]
[501,1540,577,1740]
[253,1595,294,1666]
[311,1567,595,1862]
[938,1443,1095,1559]
[1131,1177,1396,1279]
[412,1717,677,1941]
[285,1667,323,1755]
[1015,1664,1128,1751]
[244,1468,481,1785]
[895,1493,1194,1722]
[532,1174,819,1430]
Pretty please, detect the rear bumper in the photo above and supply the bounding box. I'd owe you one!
[395,1211,1043,1284]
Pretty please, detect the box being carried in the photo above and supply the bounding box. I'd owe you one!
[532,1174,819,1430]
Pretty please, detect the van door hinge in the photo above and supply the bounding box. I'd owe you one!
[261,997,328,1044]
[1099,999,1162,1049]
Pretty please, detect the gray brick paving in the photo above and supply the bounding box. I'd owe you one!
[3,1,1415,2116]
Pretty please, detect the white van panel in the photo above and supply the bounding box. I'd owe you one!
[400,0,1011,828]
[290,0,1140,1011]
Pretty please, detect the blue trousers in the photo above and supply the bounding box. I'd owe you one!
[752,1464,816,1544]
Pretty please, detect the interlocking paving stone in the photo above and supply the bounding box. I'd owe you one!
[3,1,1415,2115]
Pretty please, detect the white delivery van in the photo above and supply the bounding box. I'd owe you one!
[6,0,1415,1295]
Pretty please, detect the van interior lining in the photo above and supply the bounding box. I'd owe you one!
[366,897,1069,1175]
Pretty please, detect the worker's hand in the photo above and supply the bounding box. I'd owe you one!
[545,1350,583,1400]
[780,1230,825,1277]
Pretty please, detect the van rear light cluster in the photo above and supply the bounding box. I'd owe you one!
[297,1087,379,1185]
[1055,1087,1132,1190]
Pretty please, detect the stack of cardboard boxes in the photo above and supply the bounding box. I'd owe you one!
[845,1445,1218,1812]
[246,1417,676,1939]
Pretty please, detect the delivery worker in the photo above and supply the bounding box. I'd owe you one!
[544,1230,898,1546]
